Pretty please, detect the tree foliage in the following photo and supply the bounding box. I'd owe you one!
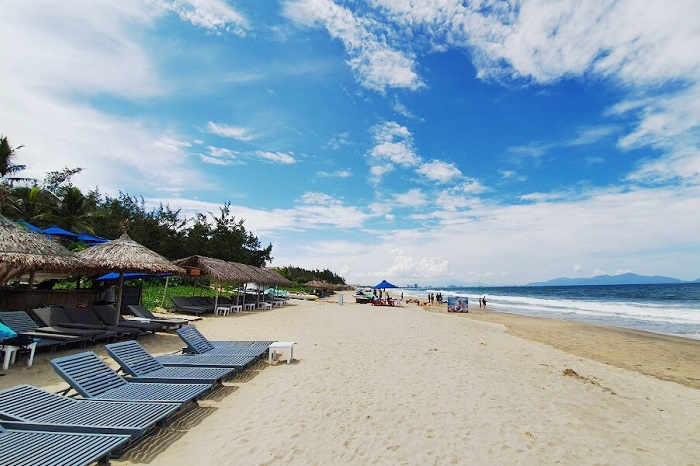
[277,266,346,286]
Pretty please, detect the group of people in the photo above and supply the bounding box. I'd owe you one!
[427,293,443,305]
[478,296,487,308]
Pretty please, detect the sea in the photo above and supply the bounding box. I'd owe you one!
[398,283,700,340]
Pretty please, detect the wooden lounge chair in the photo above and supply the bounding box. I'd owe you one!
[50,352,211,403]
[31,307,116,342]
[0,311,90,347]
[126,305,188,329]
[105,340,238,383]
[0,384,179,440]
[0,425,129,466]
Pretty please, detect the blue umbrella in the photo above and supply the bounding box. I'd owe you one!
[95,272,170,281]
[77,233,108,244]
[373,280,397,289]
[17,219,43,233]
[43,225,77,238]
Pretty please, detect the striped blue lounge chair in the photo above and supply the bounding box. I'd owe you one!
[0,384,178,441]
[50,352,211,403]
[0,424,129,466]
[105,340,239,383]
[177,325,272,358]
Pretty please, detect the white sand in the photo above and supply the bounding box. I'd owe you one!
[3,294,700,465]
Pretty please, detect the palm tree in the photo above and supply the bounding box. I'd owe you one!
[0,136,34,214]
[46,186,97,234]
[0,136,29,183]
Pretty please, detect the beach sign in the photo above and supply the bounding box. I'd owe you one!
[447,296,468,313]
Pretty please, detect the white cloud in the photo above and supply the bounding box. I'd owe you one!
[393,188,428,207]
[283,0,424,92]
[159,0,249,36]
[317,169,353,178]
[416,160,462,183]
[207,122,254,141]
[256,151,297,164]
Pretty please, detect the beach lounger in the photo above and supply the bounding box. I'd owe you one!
[0,311,68,350]
[62,307,142,339]
[0,311,90,347]
[50,352,211,403]
[0,384,179,439]
[126,305,189,329]
[0,424,129,466]
[170,296,213,315]
[31,307,116,342]
[154,353,257,369]
[177,325,272,358]
[105,340,238,383]
[91,305,163,334]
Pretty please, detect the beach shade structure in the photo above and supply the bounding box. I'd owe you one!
[373,280,397,289]
[173,255,253,311]
[78,232,184,326]
[305,280,334,289]
[16,219,43,233]
[95,271,170,281]
[76,232,109,244]
[0,214,95,284]
[260,267,293,287]
[42,225,78,239]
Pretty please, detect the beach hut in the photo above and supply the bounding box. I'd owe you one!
[78,232,184,325]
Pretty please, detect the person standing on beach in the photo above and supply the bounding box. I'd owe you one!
[482,296,487,308]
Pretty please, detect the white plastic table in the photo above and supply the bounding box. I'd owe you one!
[2,342,37,371]
[268,341,296,364]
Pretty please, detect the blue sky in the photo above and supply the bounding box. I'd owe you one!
[2,0,699,286]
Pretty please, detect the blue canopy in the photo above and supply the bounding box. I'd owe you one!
[373,280,397,289]
[96,272,171,281]
[17,219,43,233]
[76,233,108,244]
[43,225,77,238]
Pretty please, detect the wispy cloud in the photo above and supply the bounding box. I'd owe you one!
[207,122,254,141]
[159,0,250,36]
[282,0,424,93]
[317,169,353,178]
[256,151,297,164]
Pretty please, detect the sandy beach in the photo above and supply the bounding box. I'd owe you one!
[2,294,700,465]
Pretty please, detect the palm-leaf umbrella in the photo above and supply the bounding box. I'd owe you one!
[78,233,184,325]
[0,214,93,283]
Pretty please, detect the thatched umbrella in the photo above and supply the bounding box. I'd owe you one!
[0,214,93,283]
[78,232,184,325]
[261,268,293,287]
[173,255,242,283]
[173,255,251,310]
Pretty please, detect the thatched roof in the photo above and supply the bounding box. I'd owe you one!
[173,255,246,283]
[261,268,293,286]
[0,215,93,282]
[78,233,183,275]
[228,262,268,284]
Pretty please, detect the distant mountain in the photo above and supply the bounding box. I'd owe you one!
[527,272,684,286]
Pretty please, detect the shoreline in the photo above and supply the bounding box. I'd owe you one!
[471,306,700,390]
[1,293,699,464]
